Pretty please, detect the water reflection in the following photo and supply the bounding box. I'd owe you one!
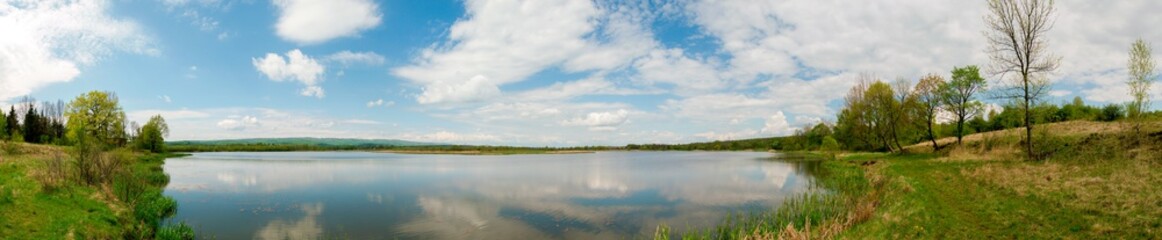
[163,151,818,239]
[256,203,324,240]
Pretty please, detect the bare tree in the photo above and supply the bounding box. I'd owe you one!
[1127,39,1155,137]
[984,0,1060,160]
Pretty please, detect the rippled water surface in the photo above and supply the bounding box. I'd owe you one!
[163,151,819,239]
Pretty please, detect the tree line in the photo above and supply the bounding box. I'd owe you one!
[2,91,169,153]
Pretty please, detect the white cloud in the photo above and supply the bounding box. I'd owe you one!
[1048,90,1072,97]
[273,0,381,44]
[252,49,326,98]
[342,119,381,125]
[0,0,153,101]
[513,77,657,102]
[127,109,211,123]
[393,0,600,104]
[561,109,630,131]
[761,111,793,136]
[326,51,385,66]
[688,0,986,81]
[633,49,727,96]
[366,99,394,108]
[159,95,172,103]
[417,75,501,104]
[394,131,501,143]
[695,129,760,141]
[217,115,260,130]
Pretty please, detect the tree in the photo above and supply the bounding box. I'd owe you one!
[837,78,876,151]
[914,74,946,151]
[940,66,988,144]
[867,81,900,152]
[136,115,169,153]
[1127,39,1155,136]
[985,0,1060,160]
[5,107,17,140]
[22,106,42,143]
[66,91,128,147]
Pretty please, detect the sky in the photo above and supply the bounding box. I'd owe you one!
[1,0,1160,146]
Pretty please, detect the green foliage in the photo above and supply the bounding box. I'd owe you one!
[820,136,840,152]
[66,91,127,148]
[0,109,6,139]
[914,74,946,150]
[940,65,987,144]
[135,115,169,153]
[1098,104,1125,122]
[1127,39,1155,121]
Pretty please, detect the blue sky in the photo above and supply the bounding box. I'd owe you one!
[2,0,1159,146]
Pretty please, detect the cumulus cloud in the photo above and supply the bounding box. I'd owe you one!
[273,0,381,44]
[252,49,326,98]
[0,0,153,101]
[761,111,793,136]
[562,109,630,131]
[326,51,385,66]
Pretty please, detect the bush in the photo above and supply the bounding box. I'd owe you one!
[1030,128,1070,161]
[1098,104,1124,122]
[34,153,70,192]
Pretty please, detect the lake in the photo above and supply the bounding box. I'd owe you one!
[162,151,820,239]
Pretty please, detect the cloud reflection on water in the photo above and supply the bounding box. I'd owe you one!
[164,151,818,239]
[255,203,324,240]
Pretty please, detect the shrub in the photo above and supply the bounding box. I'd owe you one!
[1098,104,1124,122]
[35,153,70,192]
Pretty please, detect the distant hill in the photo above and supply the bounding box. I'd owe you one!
[626,136,791,151]
[168,138,435,147]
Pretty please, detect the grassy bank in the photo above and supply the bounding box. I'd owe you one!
[669,120,1161,239]
[0,142,193,239]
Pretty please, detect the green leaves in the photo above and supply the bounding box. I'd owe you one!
[939,65,988,144]
[66,91,127,148]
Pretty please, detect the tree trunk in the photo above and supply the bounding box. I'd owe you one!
[1024,73,1034,161]
[928,115,939,151]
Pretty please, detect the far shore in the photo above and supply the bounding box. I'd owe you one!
[374,149,597,155]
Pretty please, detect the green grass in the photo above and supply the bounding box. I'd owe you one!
[0,143,194,239]
[665,121,1162,239]
[1,154,122,239]
[841,156,1107,238]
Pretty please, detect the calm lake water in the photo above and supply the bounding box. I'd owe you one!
[162,151,821,239]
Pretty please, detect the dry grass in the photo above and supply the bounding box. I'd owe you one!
[904,120,1127,152]
[963,160,1162,235]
